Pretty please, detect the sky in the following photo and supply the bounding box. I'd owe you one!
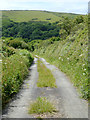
[0,0,89,14]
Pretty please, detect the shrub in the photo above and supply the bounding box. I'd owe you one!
[46,18,51,20]
[59,29,68,39]
[21,42,29,49]
[16,49,34,66]
[50,37,60,41]
[9,40,22,48]
[74,16,84,24]
[2,45,16,57]
[9,39,29,49]
[2,51,33,105]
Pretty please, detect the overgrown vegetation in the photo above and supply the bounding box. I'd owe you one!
[33,15,89,99]
[2,37,33,106]
[37,59,56,88]
[2,19,60,41]
[2,10,88,103]
[28,97,56,114]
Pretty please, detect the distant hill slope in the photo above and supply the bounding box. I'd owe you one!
[2,10,79,23]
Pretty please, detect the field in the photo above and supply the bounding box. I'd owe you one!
[2,10,79,23]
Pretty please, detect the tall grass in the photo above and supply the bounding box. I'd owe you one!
[2,50,33,106]
[34,23,89,99]
[28,97,56,114]
[37,59,57,88]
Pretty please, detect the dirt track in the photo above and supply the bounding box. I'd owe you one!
[2,57,88,118]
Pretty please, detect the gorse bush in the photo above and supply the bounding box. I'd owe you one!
[2,50,33,105]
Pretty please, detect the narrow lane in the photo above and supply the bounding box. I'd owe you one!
[2,58,38,118]
[2,57,88,118]
[40,57,88,118]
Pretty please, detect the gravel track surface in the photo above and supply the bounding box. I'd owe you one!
[40,58,88,118]
[2,57,88,118]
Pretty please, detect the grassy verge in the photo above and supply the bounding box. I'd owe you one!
[2,50,33,106]
[37,59,56,88]
[28,97,56,114]
[33,20,89,99]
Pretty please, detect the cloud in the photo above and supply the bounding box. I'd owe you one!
[0,0,88,14]
[2,0,89,3]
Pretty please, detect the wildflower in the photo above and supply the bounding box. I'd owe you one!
[82,64,85,66]
[0,60,2,63]
[67,58,69,60]
[84,69,86,71]
[59,57,61,60]
[79,54,83,57]
[62,59,63,61]
[83,73,85,75]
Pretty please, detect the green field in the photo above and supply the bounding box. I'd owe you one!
[2,10,79,23]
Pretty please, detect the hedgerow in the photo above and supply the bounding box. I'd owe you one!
[2,50,33,105]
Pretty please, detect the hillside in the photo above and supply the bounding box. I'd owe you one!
[2,10,79,23]
[32,15,89,99]
[2,10,89,108]
[1,9,89,119]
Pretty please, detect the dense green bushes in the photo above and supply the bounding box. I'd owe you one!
[2,45,16,57]
[2,49,33,106]
[2,20,60,41]
[2,38,30,57]
[9,39,29,49]
[2,37,34,106]
[16,49,34,66]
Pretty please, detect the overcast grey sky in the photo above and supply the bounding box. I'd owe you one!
[0,0,89,14]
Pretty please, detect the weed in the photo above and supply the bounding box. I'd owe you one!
[28,97,56,114]
[37,59,57,88]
